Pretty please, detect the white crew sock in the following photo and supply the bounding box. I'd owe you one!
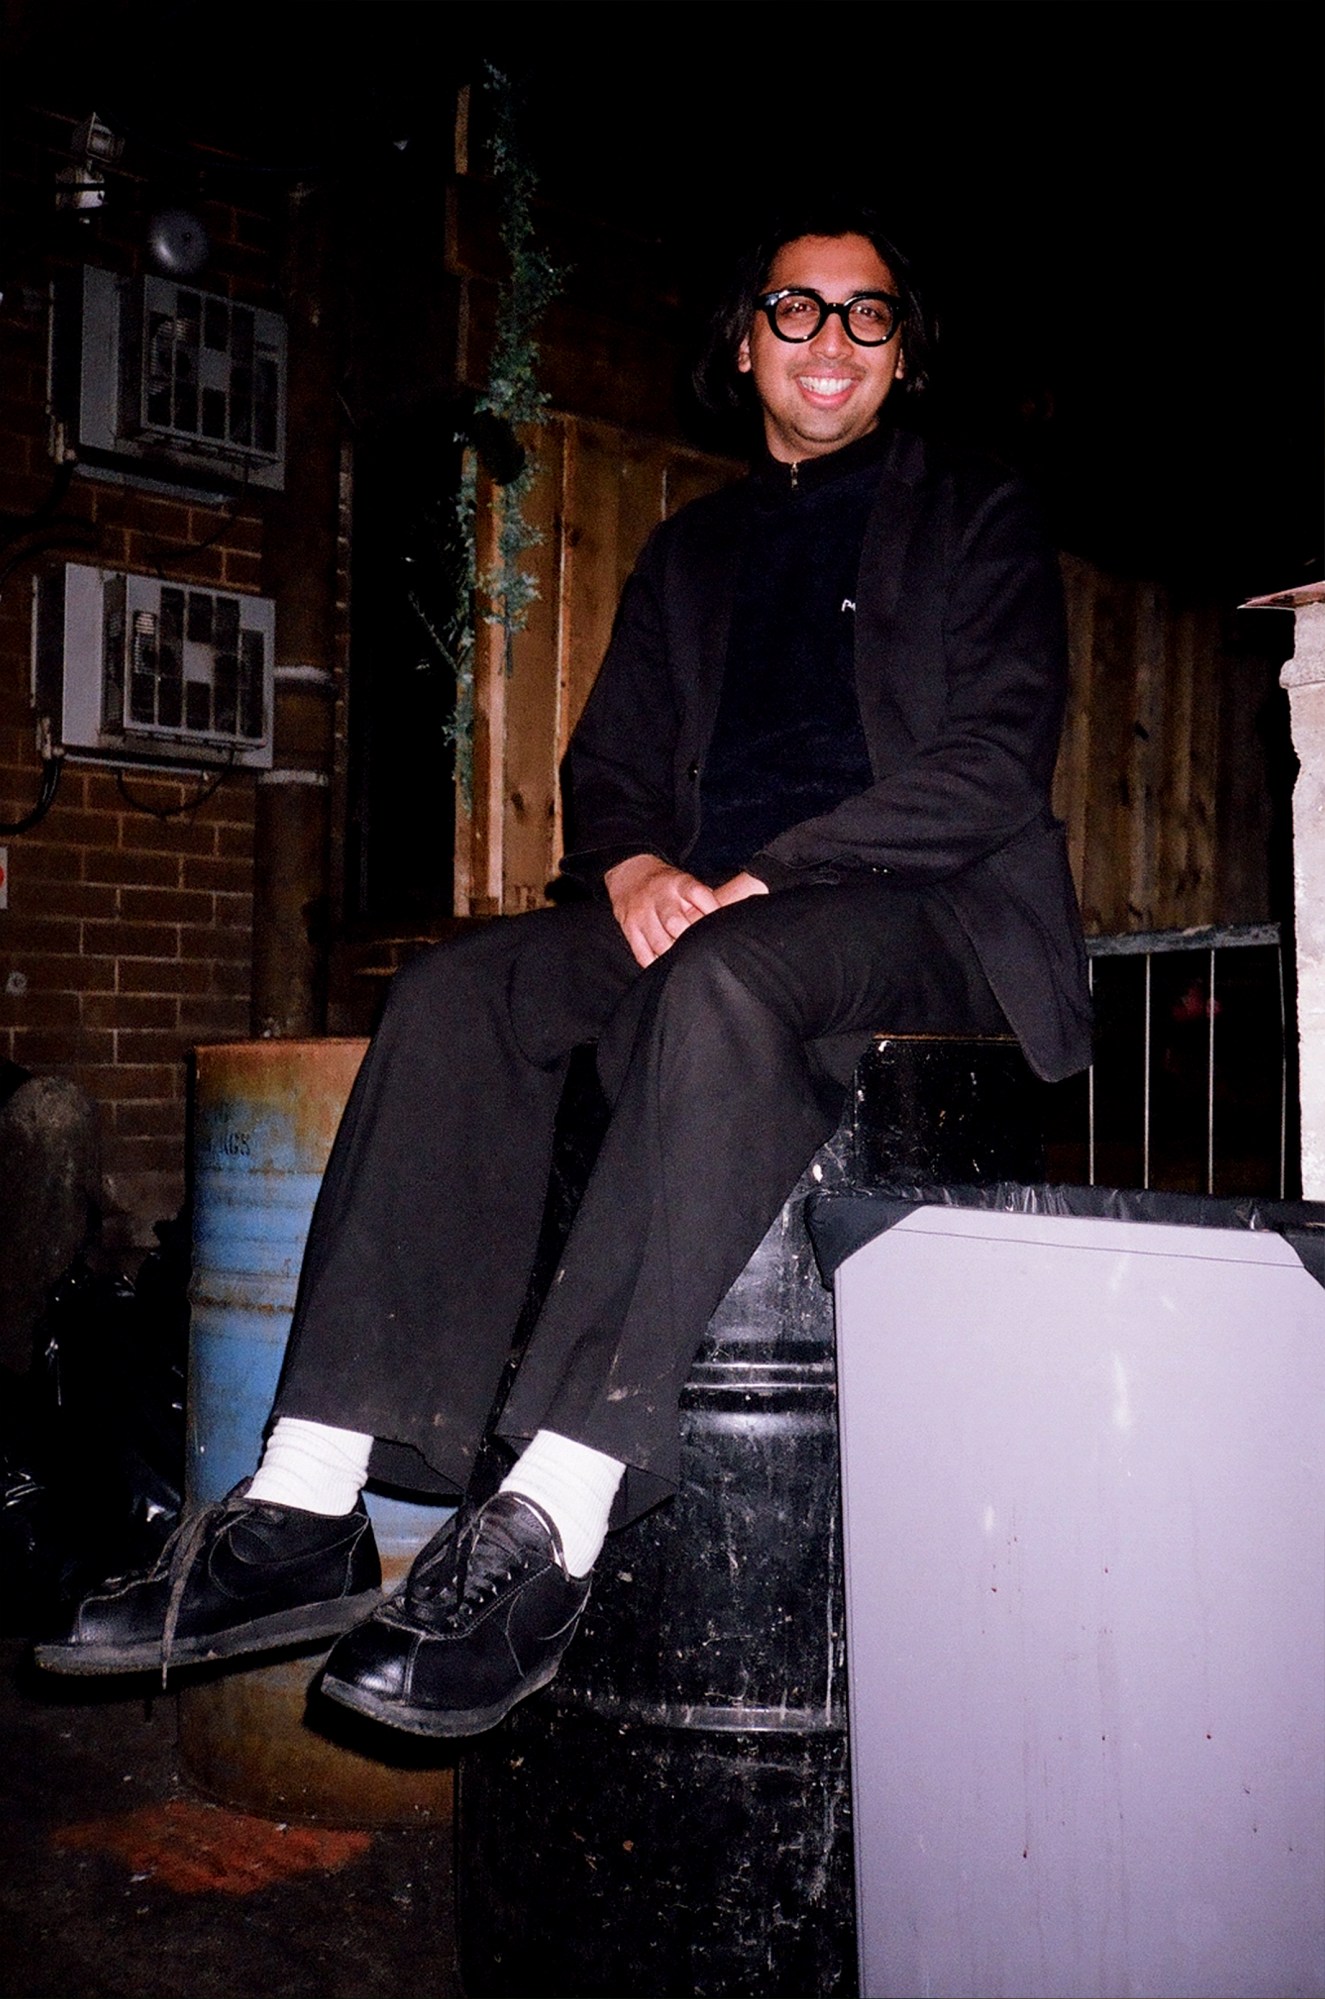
[499,1428,624,1577]
[245,1416,374,1516]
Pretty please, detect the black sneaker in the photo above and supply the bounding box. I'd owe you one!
[319,1492,590,1738]
[33,1486,381,1678]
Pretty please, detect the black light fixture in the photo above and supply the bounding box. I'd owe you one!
[55,112,124,213]
[146,206,211,278]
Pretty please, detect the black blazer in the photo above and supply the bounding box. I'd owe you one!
[560,427,1092,1083]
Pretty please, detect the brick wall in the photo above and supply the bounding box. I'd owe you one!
[0,105,288,1257]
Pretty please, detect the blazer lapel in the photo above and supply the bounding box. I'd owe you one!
[854,428,927,771]
[670,483,746,761]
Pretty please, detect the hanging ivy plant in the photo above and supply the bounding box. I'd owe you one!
[438,64,564,803]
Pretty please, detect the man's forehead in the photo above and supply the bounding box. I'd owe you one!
[765,234,896,294]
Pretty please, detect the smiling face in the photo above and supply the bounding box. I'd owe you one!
[737,233,906,463]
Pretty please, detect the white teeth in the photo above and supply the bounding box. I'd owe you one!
[799,376,854,394]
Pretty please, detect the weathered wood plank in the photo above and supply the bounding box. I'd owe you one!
[1055,553,1095,915]
[502,420,566,911]
[1126,579,1164,928]
[561,419,632,756]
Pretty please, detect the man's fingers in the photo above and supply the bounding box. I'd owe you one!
[680,879,721,916]
[712,871,770,908]
[606,858,723,967]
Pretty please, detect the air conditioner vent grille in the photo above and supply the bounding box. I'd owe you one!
[138,282,282,463]
[53,268,287,493]
[35,564,274,770]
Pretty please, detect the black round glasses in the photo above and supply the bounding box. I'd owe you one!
[755,288,901,347]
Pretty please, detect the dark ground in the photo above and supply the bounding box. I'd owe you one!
[0,1638,464,1999]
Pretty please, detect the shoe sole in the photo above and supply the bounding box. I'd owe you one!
[33,1589,383,1676]
[320,1653,563,1739]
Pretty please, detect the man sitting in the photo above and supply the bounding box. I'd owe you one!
[37,207,1090,1738]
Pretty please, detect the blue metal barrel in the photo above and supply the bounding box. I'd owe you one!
[180,1039,453,1823]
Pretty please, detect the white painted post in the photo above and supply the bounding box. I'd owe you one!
[1250,585,1325,1196]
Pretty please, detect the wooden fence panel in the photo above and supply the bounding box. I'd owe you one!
[457,414,740,914]
[1055,560,1284,937]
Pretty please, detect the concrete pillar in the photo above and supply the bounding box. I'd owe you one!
[1254,586,1325,1195]
[252,183,341,1038]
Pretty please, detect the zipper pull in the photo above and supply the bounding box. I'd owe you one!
[789,461,799,492]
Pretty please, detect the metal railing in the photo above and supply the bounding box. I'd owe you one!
[1067,923,1291,1198]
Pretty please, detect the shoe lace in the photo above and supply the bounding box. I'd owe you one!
[403,1510,470,1614]
[405,1498,546,1624]
[157,1487,244,1688]
[456,1506,534,1606]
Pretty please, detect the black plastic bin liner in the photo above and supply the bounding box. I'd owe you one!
[807,1180,1325,1290]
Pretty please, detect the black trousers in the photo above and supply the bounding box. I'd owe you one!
[274,879,1005,1523]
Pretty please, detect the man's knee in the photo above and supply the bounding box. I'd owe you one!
[648,915,796,1038]
[380,908,580,1019]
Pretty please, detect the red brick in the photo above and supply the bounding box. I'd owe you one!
[18,880,118,922]
[212,244,278,296]
[0,395,42,434]
[177,997,249,1039]
[182,852,254,894]
[212,823,255,861]
[0,726,36,765]
[120,885,214,925]
[32,807,119,847]
[83,994,178,1032]
[221,550,263,592]
[120,816,216,857]
[214,892,253,930]
[8,989,82,1027]
[215,789,259,827]
[81,768,132,814]
[209,962,252,1000]
[207,510,263,555]
[184,924,250,963]
[84,849,180,889]
[11,1027,115,1068]
[112,777,197,818]
[9,914,82,954]
[92,1063,183,1100]
[7,842,85,883]
[122,538,226,586]
[118,957,214,995]
[85,920,179,959]
[17,953,118,994]
[90,524,130,566]
[110,1098,179,1138]
[1,435,32,475]
[116,1029,187,1067]
[117,493,196,542]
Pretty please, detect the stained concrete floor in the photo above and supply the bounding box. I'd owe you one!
[0,1639,465,1999]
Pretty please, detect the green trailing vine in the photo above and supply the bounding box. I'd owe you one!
[440,65,564,804]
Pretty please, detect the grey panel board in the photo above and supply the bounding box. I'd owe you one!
[835,1210,1325,1999]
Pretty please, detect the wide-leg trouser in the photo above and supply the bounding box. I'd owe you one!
[274,879,1005,1523]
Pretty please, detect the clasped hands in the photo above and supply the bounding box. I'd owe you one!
[604,854,769,969]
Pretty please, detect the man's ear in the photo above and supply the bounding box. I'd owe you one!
[895,348,906,382]
[736,332,752,375]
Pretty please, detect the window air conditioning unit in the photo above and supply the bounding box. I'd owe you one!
[51,268,287,491]
[33,564,275,770]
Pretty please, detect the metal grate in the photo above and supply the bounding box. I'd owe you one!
[1049,924,1291,1199]
[102,575,270,756]
[137,278,283,465]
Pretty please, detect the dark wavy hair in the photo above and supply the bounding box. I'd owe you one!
[694,205,934,413]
